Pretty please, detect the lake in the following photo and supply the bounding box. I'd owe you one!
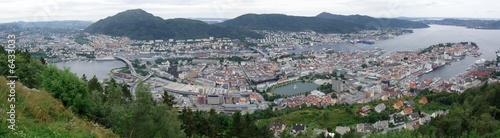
[272,82,319,96]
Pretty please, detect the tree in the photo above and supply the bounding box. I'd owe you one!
[121,83,132,101]
[39,56,46,64]
[230,111,243,137]
[35,65,92,117]
[162,90,176,108]
[88,75,103,94]
[81,74,88,82]
[357,86,363,91]
[361,63,368,68]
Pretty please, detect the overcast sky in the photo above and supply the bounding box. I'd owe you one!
[1,0,499,23]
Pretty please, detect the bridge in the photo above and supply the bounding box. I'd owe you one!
[249,47,270,58]
[130,72,154,99]
[114,56,138,76]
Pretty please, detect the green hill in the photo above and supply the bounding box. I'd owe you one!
[84,9,262,40]
[316,12,429,29]
[219,13,366,33]
[0,77,118,138]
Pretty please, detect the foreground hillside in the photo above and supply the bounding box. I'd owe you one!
[0,77,118,137]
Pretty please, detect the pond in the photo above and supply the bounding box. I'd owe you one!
[272,82,319,96]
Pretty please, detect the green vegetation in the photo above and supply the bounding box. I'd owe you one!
[220,14,365,34]
[316,12,429,29]
[84,9,262,40]
[74,33,91,45]
[179,109,272,138]
[0,77,118,137]
[1,45,184,137]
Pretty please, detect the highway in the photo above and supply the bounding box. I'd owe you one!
[114,56,138,76]
[249,47,270,58]
[129,72,154,99]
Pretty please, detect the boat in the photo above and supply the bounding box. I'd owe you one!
[424,69,433,74]
[475,58,486,65]
[293,84,297,89]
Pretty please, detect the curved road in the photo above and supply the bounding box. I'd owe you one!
[130,72,154,99]
[114,56,138,76]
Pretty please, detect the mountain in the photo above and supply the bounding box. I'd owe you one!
[316,12,429,29]
[219,14,366,33]
[1,21,93,29]
[84,9,262,40]
[0,77,118,137]
[490,21,500,29]
[422,18,500,29]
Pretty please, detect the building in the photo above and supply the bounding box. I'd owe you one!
[291,124,307,135]
[401,107,413,115]
[375,103,386,113]
[419,97,428,104]
[393,100,404,109]
[332,79,344,92]
[357,105,371,116]
[392,116,405,125]
[372,120,389,130]
[405,100,415,108]
[409,112,420,121]
[207,94,223,105]
[335,126,350,135]
[356,123,373,133]
[269,123,286,134]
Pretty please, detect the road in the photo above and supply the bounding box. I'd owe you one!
[114,56,138,76]
[130,72,154,99]
[249,47,270,58]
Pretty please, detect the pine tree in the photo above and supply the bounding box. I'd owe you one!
[161,90,176,108]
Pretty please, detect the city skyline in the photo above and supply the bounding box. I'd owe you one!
[1,0,499,23]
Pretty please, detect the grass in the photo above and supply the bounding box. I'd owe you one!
[0,76,118,138]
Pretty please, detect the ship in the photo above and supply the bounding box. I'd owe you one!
[475,58,486,65]
[424,69,433,74]
[350,40,375,45]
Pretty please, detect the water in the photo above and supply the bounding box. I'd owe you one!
[272,82,319,96]
[290,25,500,80]
[54,60,126,80]
[419,57,476,80]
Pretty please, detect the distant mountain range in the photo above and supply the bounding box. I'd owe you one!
[219,13,367,34]
[422,18,500,29]
[316,12,429,29]
[84,9,262,40]
[84,9,430,40]
[1,21,92,29]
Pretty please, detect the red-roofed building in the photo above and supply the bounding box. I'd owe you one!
[419,97,428,104]
[393,100,404,109]
[401,108,413,115]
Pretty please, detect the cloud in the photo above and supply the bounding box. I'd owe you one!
[0,0,499,23]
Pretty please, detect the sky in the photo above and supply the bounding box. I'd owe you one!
[1,0,499,23]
